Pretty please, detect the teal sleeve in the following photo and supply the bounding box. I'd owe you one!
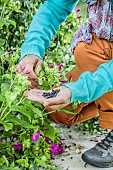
[63,60,113,103]
[20,0,78,60]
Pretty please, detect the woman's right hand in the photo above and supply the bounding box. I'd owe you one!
[17,55,42,88]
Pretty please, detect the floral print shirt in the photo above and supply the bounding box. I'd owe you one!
[71,0,113,52]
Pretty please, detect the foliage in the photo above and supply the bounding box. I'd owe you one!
[0,0,100,169]
[0,49,70,169]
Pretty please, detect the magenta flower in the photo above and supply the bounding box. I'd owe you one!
[4,61,6,65]
[74,7,81,14]
[60,74,63,77]
[50,143,59,154]
[60,80,68,84]
[14,142,22,151]
[76,15,82,19]
[57,63,63,71]
[68,74,72,82]
[49,64,54,68]
[32,131,40,142]
[90,139,99,143]
[58,146,64,154]
[43,128,49,130]
[45,137,51,143]
[7,51,12,54]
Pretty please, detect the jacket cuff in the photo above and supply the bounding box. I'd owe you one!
[63,79,86,103]
[20,44,43,61]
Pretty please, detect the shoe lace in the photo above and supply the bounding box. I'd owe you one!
[97,131,113,150]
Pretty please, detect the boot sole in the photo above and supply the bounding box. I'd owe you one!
[82,153,113,168]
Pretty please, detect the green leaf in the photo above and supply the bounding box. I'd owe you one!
[35,159,47,168]
[72,101,79,109]
[16,159,26,164]
[60,108,78,115]
[0,19,4,27]
[0,95,5,102]
[6,114,34,129]
[5,91,16,108]
[1,83,10,95]
[30,105,42,117]
[2,155,9,167]
[11,105,31,122]
[3,122,13,131]
[43,122,55,141]
[0,38,5,46]
[7,20,16,28]
[31,163,37,170]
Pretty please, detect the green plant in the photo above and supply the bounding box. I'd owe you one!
[1,1,97,169]
[0,51,66,169]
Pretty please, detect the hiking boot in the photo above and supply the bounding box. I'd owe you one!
[82,130,113,168]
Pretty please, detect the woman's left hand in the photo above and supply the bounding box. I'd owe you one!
[24,86,71,110]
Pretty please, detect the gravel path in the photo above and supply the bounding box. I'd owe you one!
[52,125,113,170]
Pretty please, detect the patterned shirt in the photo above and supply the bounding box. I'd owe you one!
[71,0,113,53]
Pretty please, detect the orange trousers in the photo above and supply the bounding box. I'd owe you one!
[48,33,113,130]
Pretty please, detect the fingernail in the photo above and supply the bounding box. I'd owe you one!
[21,66,26,72]
[43,101,49,107]
[25,70,31,74]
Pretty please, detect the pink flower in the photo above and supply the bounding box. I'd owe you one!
[50,143,59,154]
[60,80,68,84]
[50,143,64,155]
[4,61,6,65]
[57,63,63,71]
[76,15,82,19]
[49,64,54,68]
[90,139,99,143]
[14,142,22,151]
[58,146,64,154]
[43,128,49,130]
[7,51,12,54]
[60,74,63,77]
[68,74,72,82]
[45,137,51,143]
[32,131,40,142]
[74,8,81,14]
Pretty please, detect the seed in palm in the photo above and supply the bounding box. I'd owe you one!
[42,89,60,99]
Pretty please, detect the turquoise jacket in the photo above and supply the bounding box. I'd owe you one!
[21,0,113,103]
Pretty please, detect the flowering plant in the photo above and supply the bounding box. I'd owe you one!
[0,0,87,169]
[0,51,67,169]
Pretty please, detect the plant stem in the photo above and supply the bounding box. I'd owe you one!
[0,101,4,112]
[1,2,6,19]
[1,110,11,120]
[16,96,25,105]
[1,105,8,118]
[42,109,58,116]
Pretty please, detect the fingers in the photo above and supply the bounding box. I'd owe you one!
[17,55,42,79]
[24,89,63,106]
[35,59,42,74]
[43,97,66,107]
[24,87,71,110]
[21,62,37,79]
[24,89,67,110]
[24,89,45,96]
[17,56,43,87]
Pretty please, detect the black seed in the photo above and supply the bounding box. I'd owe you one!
[42,89,60,99]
